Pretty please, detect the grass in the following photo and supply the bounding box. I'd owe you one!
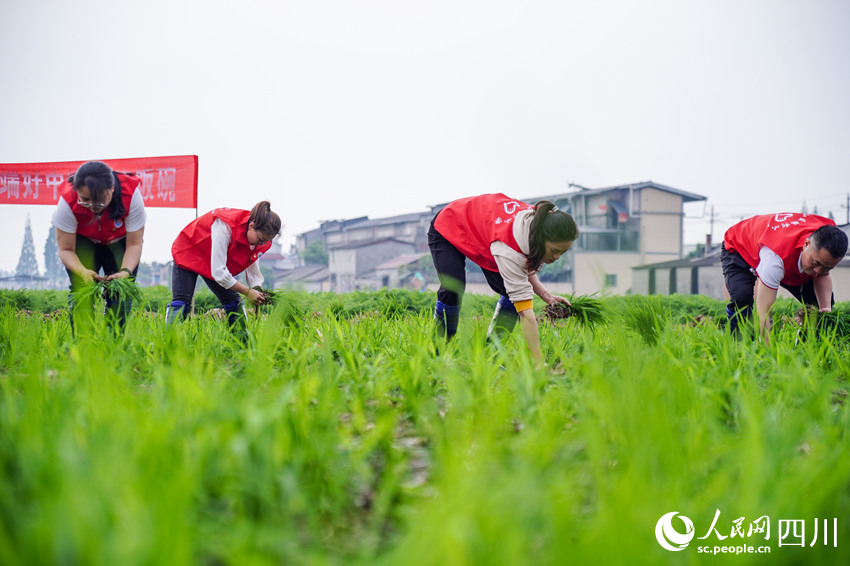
[0,290,849,565]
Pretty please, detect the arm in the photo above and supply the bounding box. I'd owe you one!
[210,220,265,306]
[813,274,833,312]
[245,261,264,290]
[107,227,144,280]
[56,228,100,282]
[229,279,265,306]
[754,279,778,341]
[518,308,543,364]
[528,273,570,306]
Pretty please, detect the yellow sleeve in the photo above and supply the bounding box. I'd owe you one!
[513,299,534,313]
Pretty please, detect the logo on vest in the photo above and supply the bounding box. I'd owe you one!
[114,219,123,229]
[773,213,795,223]
[503,201,522,215]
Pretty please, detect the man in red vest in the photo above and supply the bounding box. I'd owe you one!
[721,212,848,339]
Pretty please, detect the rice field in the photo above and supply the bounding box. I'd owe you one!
[1,288,849,565]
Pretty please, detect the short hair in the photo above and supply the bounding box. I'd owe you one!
[811,224,848,259]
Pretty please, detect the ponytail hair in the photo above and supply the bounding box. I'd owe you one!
[526,200,579,271]
[67,160,127,220]
[249,201,282,238]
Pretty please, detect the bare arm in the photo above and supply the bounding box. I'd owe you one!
[528,274,570,306]
[230,279,266,306]
[812,274,834,312]
[107,228,144,280]
[518,308,543,364]
[754,279,778,341]
[56,228,100,282]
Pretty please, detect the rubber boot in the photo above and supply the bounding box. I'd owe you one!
[434,300,460,341]
[726,303,751,337]
[165,300,189,325]
[487,295,519,344]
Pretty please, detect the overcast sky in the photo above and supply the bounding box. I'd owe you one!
[2,0,849,273]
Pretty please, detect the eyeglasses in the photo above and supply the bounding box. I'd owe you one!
[76,198,110,211]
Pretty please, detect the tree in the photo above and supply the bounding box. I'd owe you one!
[16,215,40,277]
[44,227,64,286]
[300,239,329,265]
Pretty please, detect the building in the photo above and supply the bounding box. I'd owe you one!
[561,181,706,295]
[0,274,49,290]
[284,181,706,295]
[328,238,417,293]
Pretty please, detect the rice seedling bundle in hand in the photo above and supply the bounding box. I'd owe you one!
[252,286,279,306]
[541,295,605,329]
[790,305,850,340]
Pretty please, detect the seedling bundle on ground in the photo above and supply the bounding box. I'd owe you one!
[1,288,849,564]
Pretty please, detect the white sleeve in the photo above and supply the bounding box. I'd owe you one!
[245,261,264,289]
[755,246,784,290]
[124,189,147,232]
[52,199,78,233]
[210,219,237,289]
[491,241,534,303]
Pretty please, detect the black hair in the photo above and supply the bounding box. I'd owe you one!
[67,161,128,220]
[249,201,282,237]
[526,200,579,271]
[811,225,848,260]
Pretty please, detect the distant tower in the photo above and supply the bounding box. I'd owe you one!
[16,215,40,277]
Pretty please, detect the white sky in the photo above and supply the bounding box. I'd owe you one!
[2,0,849,273]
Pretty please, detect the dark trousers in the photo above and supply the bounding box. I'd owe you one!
[721,245,831,331]
[428,217,518,341]
[169,264,242,316]
[168,264,249,342]
[67,235,137,329]
[427,217,510,306]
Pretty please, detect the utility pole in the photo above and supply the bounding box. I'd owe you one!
[705,205,718,256]
[843,194,850,225]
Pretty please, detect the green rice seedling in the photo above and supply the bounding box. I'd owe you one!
[541,294,606,330]
[617,294,671,346]
[101,275,143,304]
[2,293,850,565]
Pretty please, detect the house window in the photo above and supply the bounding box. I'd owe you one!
[605,274,617,287]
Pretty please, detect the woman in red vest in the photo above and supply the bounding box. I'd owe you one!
[429,193,579,363]
[166,201,281,341]
[52,160,146,329]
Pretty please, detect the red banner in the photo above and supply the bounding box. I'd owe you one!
[0,155,198,208]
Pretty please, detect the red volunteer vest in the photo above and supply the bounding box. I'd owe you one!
[724,213,835,287]
[171,208,271,279]
[434,193,532,272]
[61,173,140,244]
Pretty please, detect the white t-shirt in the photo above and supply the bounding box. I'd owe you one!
[209,218,264,290]
[755,245,803,290]
[52,189,147,235]
[489,209,536,303]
